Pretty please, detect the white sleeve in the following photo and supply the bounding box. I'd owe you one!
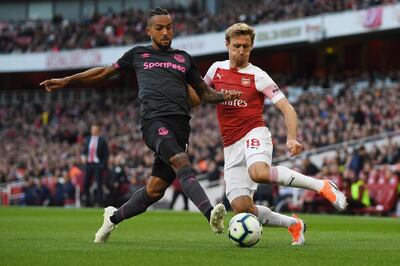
[255,70,285,104]
[204,63,217,88]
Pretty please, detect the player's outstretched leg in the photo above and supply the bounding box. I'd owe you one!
[175,165,227,234]
[94,206,117,243]
[270,166,347,211]
[287,214,306,245]
[210,203,227,235]
[319,180,347,211]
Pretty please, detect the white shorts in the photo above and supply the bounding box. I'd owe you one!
[224,127,273,203]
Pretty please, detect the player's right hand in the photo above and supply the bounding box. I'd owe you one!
[39,77,69,92]
[287,139,303,156]
[223,90,242,101]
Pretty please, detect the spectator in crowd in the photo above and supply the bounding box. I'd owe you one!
[253,184,278,207]
[38,178,52,206]
[349,146,367,178]
[81,123,109,207]
[301,156,320,176]
[54,176,65,206]
[348,170,375,213]
[23,177,40,206]
[204,161,221,184]
[63,171,76,207]
[107,154,130,207]
[0,0,393,54]
[1,70,400,213]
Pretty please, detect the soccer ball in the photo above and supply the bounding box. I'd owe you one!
[228,213,263,247]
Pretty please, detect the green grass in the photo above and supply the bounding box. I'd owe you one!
[0,207,399,266]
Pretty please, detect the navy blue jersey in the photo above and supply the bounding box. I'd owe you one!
[113,45,203,120]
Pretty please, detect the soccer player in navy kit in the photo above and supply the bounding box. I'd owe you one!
[40,7,241,243]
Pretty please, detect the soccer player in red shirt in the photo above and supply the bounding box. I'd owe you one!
[204,23,347,245]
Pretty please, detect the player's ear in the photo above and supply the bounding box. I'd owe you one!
[146,26,151,37]
[225,40,229,49]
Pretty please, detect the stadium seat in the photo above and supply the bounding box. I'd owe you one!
[353,174,398,215]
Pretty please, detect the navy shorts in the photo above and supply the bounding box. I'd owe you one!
[141,115,191,183]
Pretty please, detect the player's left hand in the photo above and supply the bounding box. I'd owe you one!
[286,139,303,156]
[223,90,242,101]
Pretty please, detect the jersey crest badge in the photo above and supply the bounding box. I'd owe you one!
[158,127,169,136]
[241,76,251,87]
[141,53,151,58]
[174,54,185,63]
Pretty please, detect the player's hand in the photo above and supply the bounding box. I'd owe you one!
[286,139,303,156]
[39,77,69,92]
[222,90,242,101]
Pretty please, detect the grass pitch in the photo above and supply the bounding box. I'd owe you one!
[0,207,399,266]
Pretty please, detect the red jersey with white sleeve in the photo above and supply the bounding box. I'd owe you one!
[204,60,285,147]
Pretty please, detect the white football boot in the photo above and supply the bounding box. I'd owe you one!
[94,206,117,243]
[210,203,227,235]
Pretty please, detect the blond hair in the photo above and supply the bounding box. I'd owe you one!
[225,23,255,45]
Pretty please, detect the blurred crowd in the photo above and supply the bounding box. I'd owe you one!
[263,69,400,156]
[0,0,398,53]
[290,142,400,214]
[0,71,399,214]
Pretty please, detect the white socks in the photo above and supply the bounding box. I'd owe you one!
[270,165,324,192]
[256,205,297,228]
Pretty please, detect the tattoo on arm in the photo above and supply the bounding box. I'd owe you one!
[195,81,225,103]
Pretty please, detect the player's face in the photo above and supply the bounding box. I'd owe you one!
[146,15,173,50]
[226,34,253,68]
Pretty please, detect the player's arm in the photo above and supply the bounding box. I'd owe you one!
[275,97,303,156]
[39,65,118,92]
[186,57,241,104]
[187,84,202,108]
[191,80,241,103]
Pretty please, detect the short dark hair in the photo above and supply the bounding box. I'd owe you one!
[147,7,169,25]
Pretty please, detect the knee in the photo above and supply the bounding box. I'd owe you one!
[248,163,272,183]
[231,203,257,215]
[146,185,166,199]
[169,152,190,169]
[231,197,257,214]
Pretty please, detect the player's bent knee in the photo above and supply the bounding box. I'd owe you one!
[146,184,167,199]
[146,188,165,199]
[169,152,190,169]
[248,163,271,183]
[231,198,257,215]
[232,204,257,215]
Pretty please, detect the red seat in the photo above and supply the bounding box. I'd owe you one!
[354,183,397,215]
